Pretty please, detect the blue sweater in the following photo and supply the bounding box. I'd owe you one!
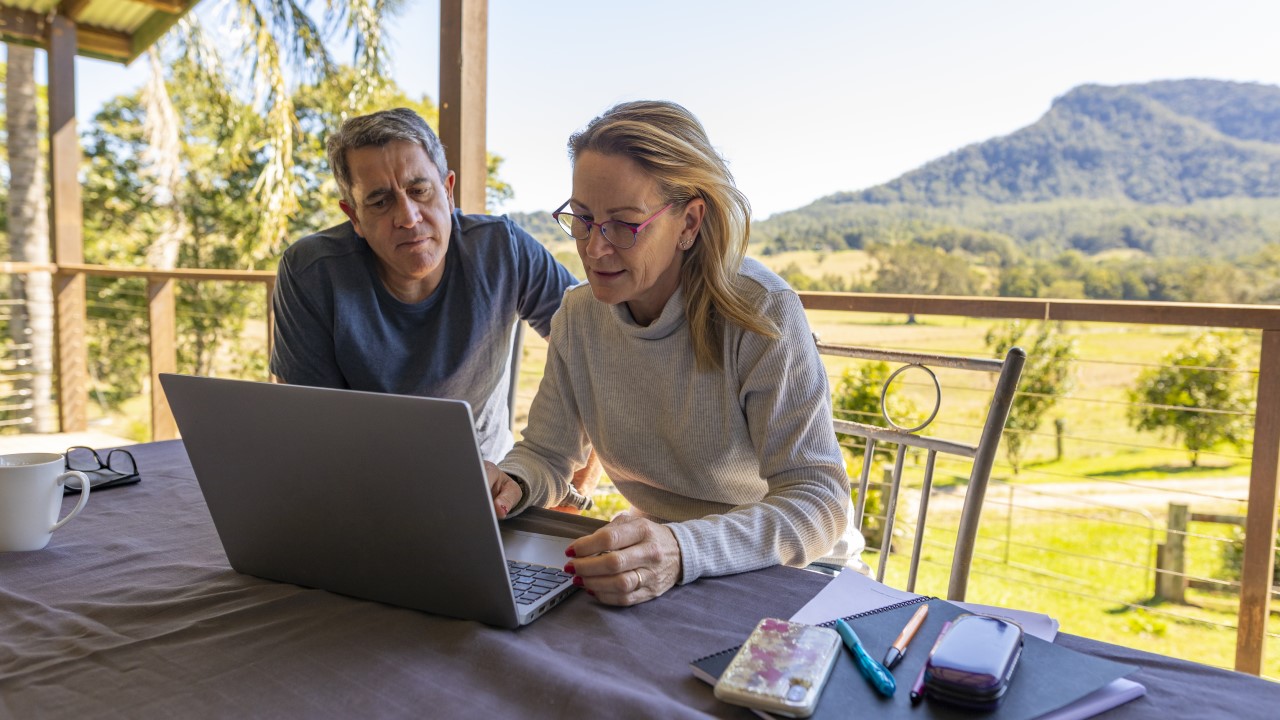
[270,210,578,461]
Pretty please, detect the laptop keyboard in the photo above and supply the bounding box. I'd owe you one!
[507,561,573,605]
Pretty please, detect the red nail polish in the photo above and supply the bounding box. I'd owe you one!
[564,547,576,558]
[498,503,508,515]
[572,576,584,587]
[564,562,575,574]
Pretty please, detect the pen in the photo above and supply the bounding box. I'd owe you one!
[834,619,896,697]
[883,604,929,669]
[910,619,953,705]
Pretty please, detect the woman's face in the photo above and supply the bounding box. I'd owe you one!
[569,151,704,326]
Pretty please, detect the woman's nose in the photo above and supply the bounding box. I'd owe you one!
[582,225,614,258]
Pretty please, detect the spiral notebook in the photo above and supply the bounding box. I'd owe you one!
[690,597,1140,720]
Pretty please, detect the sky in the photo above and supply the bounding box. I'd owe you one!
[62,0,1280,219]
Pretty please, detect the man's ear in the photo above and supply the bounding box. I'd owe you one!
[444,171,457,209]
[340,200,362,236]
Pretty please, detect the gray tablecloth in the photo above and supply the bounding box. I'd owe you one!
[2,440,1278,719]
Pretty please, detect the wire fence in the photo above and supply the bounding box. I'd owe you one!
[2,275,271,440]
[810,314,1274,678]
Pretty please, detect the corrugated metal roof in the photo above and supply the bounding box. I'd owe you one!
[8,0,59,14]
[79,1,161,34]
[0,0,200,63]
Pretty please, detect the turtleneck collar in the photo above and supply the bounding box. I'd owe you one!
[606,284,688,340]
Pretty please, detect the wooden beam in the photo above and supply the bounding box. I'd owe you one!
[0,6,132,63]
[799,292,1280,330]
[77,26,133,61]
[47,14,89,432]
[57,263,277,283]
[1235,328,1280,674]
[439,0,488,213]
[0,6,47,42]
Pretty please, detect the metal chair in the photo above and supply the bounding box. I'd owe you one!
[816,339,1026,601]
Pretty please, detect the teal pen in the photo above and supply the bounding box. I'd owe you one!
[835,619,897,697]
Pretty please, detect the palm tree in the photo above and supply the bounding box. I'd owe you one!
[154,0,404,263]
[3,45,56,432]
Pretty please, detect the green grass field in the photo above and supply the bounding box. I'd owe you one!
[876,509,1280,678]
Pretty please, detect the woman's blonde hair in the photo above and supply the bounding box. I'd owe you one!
[568,101,780,370]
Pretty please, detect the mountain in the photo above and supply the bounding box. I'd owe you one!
[752,80,1280,261]
[821,80,1280,207]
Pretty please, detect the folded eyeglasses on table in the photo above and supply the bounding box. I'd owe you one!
[63,446,141,494]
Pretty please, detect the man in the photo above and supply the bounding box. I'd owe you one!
[271,107,596,508]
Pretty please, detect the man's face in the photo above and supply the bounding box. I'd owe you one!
[340,141,456,302]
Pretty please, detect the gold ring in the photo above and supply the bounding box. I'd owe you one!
[632,568,644,589]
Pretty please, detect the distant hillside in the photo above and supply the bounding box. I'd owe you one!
[755,80,1280,261]
[822,80,1280,207]
[508,210,562,246]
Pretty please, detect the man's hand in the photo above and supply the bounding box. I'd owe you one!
[484,461,524,519]
[550,449,604,515]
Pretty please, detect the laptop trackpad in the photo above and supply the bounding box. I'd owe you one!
[501,528,573,567]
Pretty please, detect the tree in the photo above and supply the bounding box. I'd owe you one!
[831,361,918,550]
[1128,333,1252,466]
[3,46,55,432]
[871,243,981,323]
[832,361,918,431]
[152,0,405,262]
[985,321,1076,474]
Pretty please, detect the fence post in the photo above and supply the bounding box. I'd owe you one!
[147,277,177,441]
[1236,328,1280,675]
[1154,503,1188,604]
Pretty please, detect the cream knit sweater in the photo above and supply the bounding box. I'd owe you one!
[500,259,851,584]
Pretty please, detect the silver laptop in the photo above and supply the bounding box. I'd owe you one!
[159,373,578,628]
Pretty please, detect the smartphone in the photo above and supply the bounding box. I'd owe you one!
[924,613,1024,710]
[714,618,841,718]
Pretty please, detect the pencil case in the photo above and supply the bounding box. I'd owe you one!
[923,614,1024,710]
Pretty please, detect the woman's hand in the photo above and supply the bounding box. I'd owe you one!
[563,514,682,606]
[484,462,523,519]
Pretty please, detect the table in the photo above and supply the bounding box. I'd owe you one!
[3,440,1279,719]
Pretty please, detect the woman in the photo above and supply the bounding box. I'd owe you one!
[486,101,856,606]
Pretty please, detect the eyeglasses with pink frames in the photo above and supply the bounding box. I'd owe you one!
[551,201,673,249]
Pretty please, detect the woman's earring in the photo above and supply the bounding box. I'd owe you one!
[679,239,693,250]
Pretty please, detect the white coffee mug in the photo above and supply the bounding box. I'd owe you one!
[0,452,91,552]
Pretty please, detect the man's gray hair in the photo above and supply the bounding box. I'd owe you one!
[326,108,450,205]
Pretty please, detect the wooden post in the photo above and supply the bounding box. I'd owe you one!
[1236,328,1280,674]
[147,278,178,440]
[439,0,489,214]
[264,277,276,380]
[47,14,88,432]
[1155,503,1188,604]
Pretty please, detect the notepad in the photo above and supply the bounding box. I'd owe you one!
[691,598,1141,720]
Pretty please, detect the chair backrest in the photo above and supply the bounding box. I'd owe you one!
[816,339,1026,601]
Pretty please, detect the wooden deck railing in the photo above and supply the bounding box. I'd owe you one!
[3,262,1278,674]
[2,261,276,440]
